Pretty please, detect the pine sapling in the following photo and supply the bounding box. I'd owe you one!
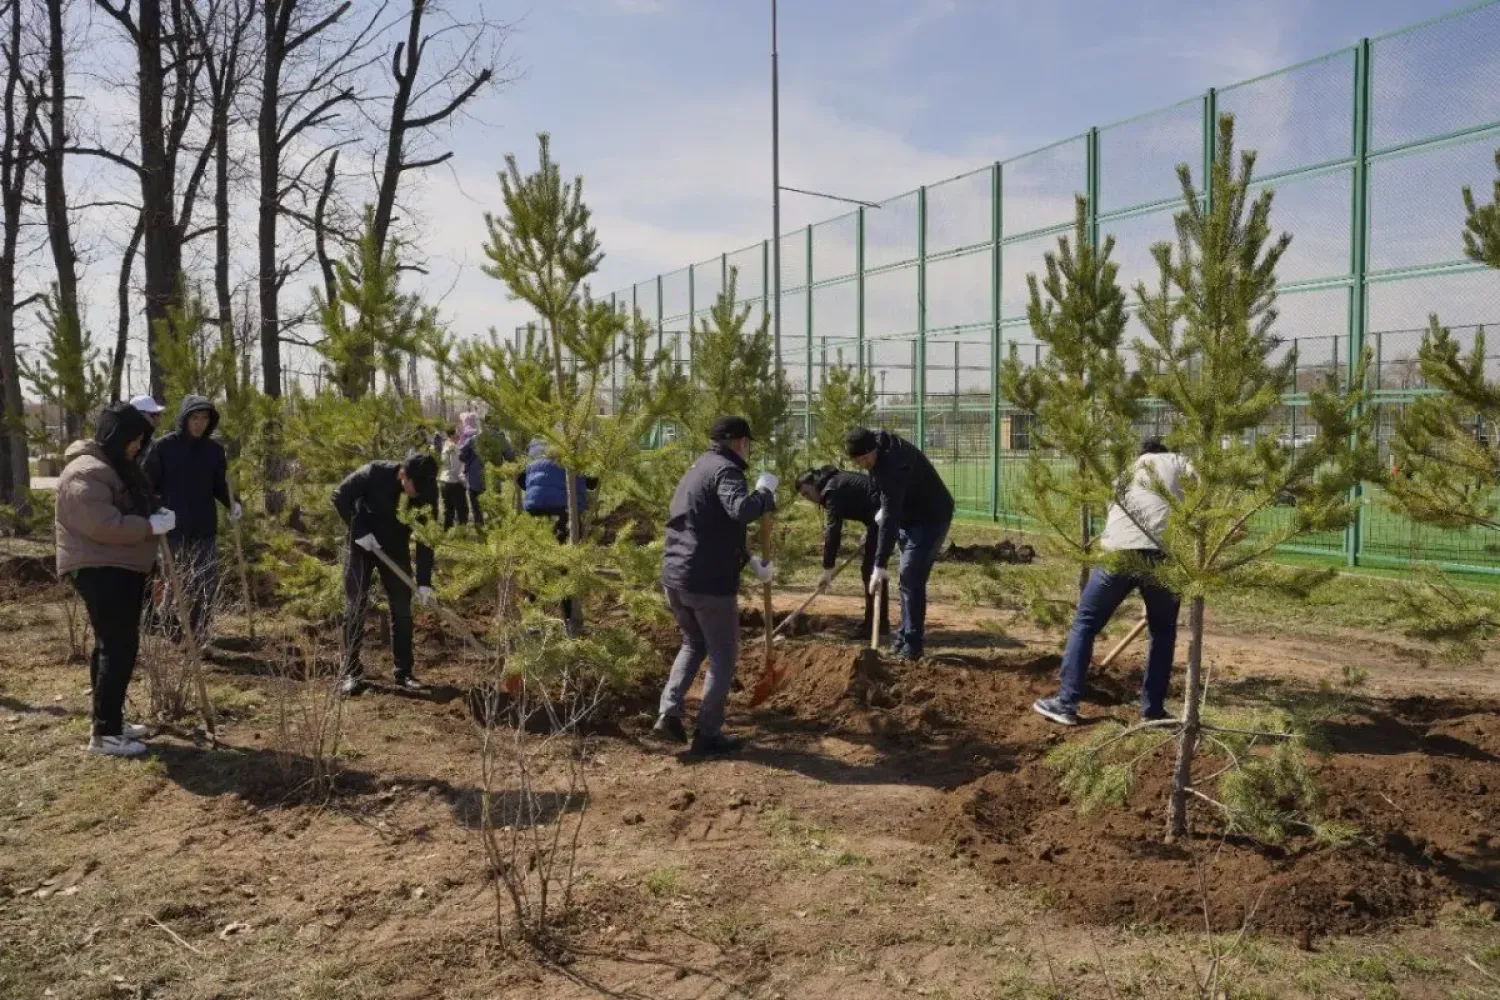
[999,195,1142,595]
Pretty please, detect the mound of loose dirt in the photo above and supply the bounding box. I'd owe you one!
[916,697,1500,940]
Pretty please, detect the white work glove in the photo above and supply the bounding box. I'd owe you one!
[874,507,886,526]
[416,586,437,607]
[228,502,243,522]
[749,557,774,584]
[754,472,778,494]
[149,509,176,536]
[354,534,380,553]
[817,568,835,591]
[867,567,888,596]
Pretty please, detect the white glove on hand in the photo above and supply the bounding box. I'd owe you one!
[354,534,380,553]
[749,557,774,584]
[874,507,886,526]
[867,567,888,596]
[754,472,779,494]
[817,568,835,591]
[416,586,437,607]
[149,509,176,536]
[229,501,243,522]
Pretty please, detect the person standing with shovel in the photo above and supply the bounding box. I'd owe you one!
[795,465,889,640]
[1032,438,1194,727]
[331,452,441,697]
[652,416,777,756]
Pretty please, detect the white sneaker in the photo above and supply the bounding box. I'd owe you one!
[87,735,148,758]
[123,723,152,740]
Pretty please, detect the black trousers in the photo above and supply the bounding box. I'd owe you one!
[441,481,469,529]
[468,489,485,528]
[71,567,148,738]
[165,535,219,640]
[342,543,415,680]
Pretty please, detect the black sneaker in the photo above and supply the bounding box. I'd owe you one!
[394,675,426,693]
[689,731,745,757]
[651,715,688,744]
[1140,707,1172,722]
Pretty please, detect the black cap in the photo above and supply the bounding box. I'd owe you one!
[845,427,879,458]
[1140,437,1167,455]
[709,415,754,442]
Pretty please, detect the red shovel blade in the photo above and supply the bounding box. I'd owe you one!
[748,659,783,707]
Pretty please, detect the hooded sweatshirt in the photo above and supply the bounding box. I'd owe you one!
[55,404,158,575]
[456,411,486,493]
[143,395,231,539]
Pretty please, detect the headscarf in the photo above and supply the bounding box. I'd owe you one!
[458,411,480,438]
[93,402,154,516]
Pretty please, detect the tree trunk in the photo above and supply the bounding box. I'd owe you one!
[212,93,235,401]
[111,214,145,402]
[544,322,583,636]
[1078,460,1091,595]
[1166,594,1205,841]
[0,0,33,508]
[258,2,285,511]
[137,0,178,397]
[371,0,422,258]
[40,0,83,441]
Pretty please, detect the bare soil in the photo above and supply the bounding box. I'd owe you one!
[3,568,1500,998]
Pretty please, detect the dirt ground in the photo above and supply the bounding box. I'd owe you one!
[3,560,1500,999]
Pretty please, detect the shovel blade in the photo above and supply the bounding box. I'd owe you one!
[748,660,783,707]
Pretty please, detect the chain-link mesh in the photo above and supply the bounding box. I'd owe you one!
[595,0,1500,573]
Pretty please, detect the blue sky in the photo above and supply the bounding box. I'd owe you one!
[410,0,1486,344]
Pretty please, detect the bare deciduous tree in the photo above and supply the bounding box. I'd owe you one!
[0,0,40,507]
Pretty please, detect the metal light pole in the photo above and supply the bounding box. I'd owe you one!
[771,0,781,374]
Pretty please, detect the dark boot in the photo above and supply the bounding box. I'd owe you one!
[651,714,688,744]
[690,730,744,756]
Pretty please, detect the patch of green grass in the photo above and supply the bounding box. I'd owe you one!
[642,867,682,897]
[700,911,768,952]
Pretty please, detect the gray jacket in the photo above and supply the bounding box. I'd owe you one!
[661,444,776,596]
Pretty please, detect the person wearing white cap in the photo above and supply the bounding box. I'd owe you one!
[128,395,165,428]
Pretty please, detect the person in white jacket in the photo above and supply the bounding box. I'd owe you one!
[1033,438,1195,727]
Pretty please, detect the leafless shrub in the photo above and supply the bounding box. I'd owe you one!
[271,639,345,800]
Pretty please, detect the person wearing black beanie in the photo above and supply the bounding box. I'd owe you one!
[331,450,441,695]
[844,426,954,660]
[55,402,177,757]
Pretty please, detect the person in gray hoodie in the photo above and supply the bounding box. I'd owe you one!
[143,395,242,639]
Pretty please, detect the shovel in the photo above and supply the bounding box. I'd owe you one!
[365,543,520,694]
[770,547,861,644]
[156,538,218,744]
[1099,616,1148,668]
[225,477,255,639]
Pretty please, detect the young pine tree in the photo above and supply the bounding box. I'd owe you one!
[1051,116,1376,843]
[20,285,107,446]
[806,363,876,468]
[999,195,1142,594]
[315,208,433,401]
[1386,150,1500,653]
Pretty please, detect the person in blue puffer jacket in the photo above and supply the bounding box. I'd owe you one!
[518,440,598,626]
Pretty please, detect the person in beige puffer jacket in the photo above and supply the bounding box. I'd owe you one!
[55,402,177,757]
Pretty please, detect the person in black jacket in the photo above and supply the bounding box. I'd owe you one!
[846,427,955,660]
[653,415,777,756]
[143,394,241,639]
[795,465,889,639]
[332,452,440,696]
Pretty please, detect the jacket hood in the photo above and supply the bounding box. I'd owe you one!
[64,439,104,468]
[175,394,220,437]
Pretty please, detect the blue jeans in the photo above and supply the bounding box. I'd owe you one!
[894,517,950,656]
[1057,560,1180,716]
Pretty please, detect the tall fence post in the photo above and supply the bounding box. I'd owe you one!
[917,185,928,448]
[609,291,617,411]
[655,274,664,357]
[688,262,695,336]
[805,224,815,436]
[761,239,770,344]
[989,161,1002,523]
[1346,38,1373,568]
[1086,127,1101,247]
[856,206,866,382]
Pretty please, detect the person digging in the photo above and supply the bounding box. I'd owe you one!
[1032,437,1195,726]
[795,465,889,641]
[652,415,777,756]
[332,452,441,697]
[845,427,954,661]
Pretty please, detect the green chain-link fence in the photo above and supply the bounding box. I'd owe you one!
[599,0,1500,575]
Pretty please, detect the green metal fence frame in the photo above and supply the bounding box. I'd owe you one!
[600,0,1500,576]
